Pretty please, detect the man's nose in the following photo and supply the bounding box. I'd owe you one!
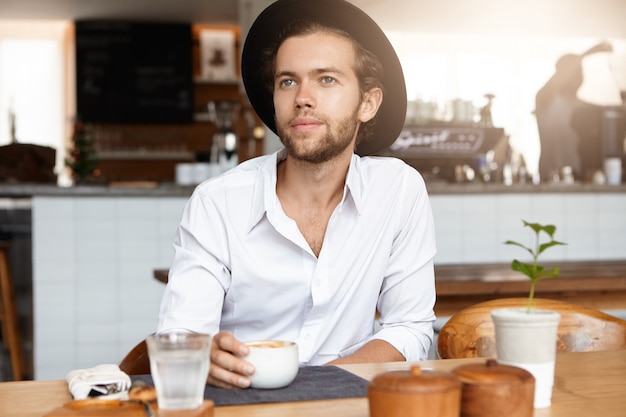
[295,84,315,109]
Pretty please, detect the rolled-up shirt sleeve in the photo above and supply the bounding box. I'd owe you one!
[369,168,437,361]
[371,258,436,361]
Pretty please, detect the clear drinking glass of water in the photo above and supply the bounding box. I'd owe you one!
[146,332,212,410]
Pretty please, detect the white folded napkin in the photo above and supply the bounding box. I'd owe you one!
[66,364,132,400]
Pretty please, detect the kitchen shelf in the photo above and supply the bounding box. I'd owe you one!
[97,151,195,161]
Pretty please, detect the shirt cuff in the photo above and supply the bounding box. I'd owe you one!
[369,322,434,361]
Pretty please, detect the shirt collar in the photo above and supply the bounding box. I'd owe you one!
[345,153,364,214]
[246,149,365,234]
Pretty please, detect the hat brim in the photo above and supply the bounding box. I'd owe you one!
[241,0,406,156]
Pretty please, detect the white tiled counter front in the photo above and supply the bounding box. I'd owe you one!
[430,192,626,264]
[33,196,189,379]
[30,186,626,380]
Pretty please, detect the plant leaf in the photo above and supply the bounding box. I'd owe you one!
[530,268,560,284]
[538,240,567,255]
[510,260,534,280]
[523,220,557,238]
[542,224,556,237]
[523,220,542,234]
[504,240,533,256]
[536,266,561,280]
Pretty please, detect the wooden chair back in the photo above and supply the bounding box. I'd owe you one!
[437,298,626,359]
[119,339,150,375]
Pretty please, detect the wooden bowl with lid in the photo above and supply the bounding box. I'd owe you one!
[452,359,534,417]
[368,365,461,417]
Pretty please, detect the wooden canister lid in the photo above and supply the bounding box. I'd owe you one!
[452,359,534,385]
[369,365,461,394]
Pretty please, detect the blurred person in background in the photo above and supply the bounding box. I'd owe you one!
[536,41,614,182]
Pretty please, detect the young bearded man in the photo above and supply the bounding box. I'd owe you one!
[157,0,437,388]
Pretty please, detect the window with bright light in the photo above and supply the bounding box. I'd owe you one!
[0,21,70,184]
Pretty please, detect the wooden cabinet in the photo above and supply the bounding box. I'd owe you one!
[87,24,263,183]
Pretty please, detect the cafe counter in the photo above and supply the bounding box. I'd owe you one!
[2,181,626,198]
[5,181,624,380]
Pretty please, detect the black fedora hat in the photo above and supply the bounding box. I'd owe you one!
[241,0,406,156]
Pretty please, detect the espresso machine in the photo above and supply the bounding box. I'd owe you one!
[378,124,506,183]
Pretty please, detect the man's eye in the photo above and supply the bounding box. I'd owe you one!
[279,79,295,87]
[321,76,336,84]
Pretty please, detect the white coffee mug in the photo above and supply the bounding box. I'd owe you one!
[242,340,299,389]
[604,157,622,185]
[175,163,195,186]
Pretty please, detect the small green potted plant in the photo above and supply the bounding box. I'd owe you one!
[65,119,100,184]
[504,220,567,311]
[492,220,567,409]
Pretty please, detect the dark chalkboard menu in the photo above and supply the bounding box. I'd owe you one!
[75,20,193,124]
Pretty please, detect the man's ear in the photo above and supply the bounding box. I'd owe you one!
[359,87,383,123]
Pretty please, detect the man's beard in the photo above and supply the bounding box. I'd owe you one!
[277,108,360,164]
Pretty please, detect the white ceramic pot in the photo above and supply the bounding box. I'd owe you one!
[491,307,560,408]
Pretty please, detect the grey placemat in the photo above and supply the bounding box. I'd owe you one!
[132,365,369,406]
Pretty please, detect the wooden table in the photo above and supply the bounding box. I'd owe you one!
[434,261,626,316]
[155,260,626,316]
[1,350,624,417]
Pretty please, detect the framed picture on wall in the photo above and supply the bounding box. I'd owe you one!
[199,29,236,81]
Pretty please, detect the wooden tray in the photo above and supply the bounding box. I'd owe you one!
[43,399,214,417]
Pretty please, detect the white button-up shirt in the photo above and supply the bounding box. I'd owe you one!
[158,149,437,364]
